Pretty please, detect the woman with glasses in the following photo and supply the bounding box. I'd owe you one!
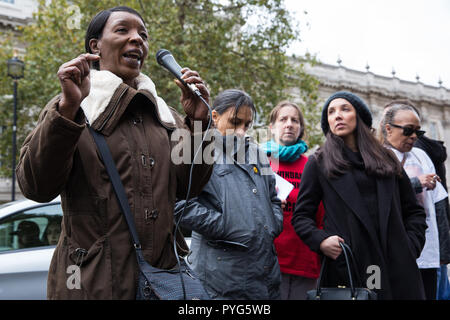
[292,91,427,300]
[380,101,448,300]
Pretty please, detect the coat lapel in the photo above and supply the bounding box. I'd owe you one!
[328,171,380,244]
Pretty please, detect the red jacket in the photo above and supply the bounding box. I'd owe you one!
[271,155,324,278]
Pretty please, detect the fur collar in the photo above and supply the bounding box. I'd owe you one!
[80,69,175,125]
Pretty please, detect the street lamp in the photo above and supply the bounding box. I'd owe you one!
[6,53,25,201]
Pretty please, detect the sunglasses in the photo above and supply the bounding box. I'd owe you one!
[389,123,425,138]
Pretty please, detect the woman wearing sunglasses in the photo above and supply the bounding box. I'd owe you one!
[380,101,448,300]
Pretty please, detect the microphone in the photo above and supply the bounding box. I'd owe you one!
[156,50,213,299]
[156,49,201,96]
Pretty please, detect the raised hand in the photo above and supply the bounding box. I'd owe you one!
[57,53,100,120]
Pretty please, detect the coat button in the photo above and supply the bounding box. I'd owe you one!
[252,188,257,194]
[149,157,155,168]
[145,209,159,220]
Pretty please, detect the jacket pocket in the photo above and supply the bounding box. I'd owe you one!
[63,195,107,217]
[48,234,112,299]
[203,245,247,297]
[62,196,107,247]
[66,235,106,267]
[67,234,112,299]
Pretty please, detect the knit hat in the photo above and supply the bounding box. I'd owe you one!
[321,91,372,134]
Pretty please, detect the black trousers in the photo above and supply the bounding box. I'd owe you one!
[420,268,438,300]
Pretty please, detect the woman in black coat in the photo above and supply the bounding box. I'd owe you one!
[291,91,427,300]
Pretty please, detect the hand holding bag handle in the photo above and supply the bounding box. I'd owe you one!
[310,242,377,300]
[314,242,356,299]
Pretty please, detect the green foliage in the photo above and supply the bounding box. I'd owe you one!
[0,0,321,177]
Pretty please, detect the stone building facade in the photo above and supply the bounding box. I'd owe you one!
[0,0,36,49]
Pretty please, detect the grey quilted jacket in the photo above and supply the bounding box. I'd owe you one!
[174,136,283,299]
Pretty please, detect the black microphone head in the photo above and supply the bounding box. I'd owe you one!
[156,49,171,66]
[155,48,183,79]
[155,49,203,97]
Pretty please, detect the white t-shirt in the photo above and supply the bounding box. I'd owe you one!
[391,147,447,269]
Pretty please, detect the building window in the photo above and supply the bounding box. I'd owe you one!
[428,122,439,140]
[0,0,15,4]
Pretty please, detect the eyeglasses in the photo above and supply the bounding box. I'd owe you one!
[389,123,425,138]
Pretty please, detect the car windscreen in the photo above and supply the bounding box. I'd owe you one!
[0,203,62,252]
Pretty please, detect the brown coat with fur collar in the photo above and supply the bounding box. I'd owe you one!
[16,71,213,299]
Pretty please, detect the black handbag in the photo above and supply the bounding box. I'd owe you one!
[307,242,377,300]
[89,126,210,300]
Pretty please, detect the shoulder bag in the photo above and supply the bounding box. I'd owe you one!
[306,242,377,300]
[89,126,210,300]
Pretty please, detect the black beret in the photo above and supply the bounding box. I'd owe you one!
[321,91,372,135]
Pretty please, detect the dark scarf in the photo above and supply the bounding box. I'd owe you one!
[343,146,381,239]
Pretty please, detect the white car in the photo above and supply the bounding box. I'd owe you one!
[0,197,62,300]
[0,197,191,300]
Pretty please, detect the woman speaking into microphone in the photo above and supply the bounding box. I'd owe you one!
[16,6,213,299]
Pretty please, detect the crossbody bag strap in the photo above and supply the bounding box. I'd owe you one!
[88,126,142,251]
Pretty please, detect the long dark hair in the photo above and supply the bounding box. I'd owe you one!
[317,114,402,178]
[84,6,145,70]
